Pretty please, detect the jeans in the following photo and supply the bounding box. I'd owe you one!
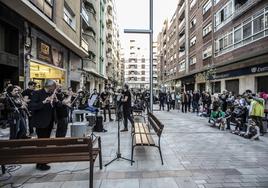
[192,101,199,113]
[103,105,112,121]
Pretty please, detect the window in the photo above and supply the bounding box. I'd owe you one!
[190,0,197,9]
[214,0,233,30]
[215,6,268,56]
[190,36,196,47]
[189,56,196,65]
[203,23,212,36]
[63,2,76,29]
[243,21,252,39]
[141,58,145,63]
[253,14,264,34]
[203,45,212,59]
[234,26,242,43]
[203,0,212,14]
[190,17,196,28]
[179,60,185,72]
[142,64,145,69]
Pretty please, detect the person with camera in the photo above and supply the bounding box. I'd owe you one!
[120,84,134,132]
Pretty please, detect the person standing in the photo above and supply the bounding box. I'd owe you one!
[181,91,188,113]
[187,91,192,112]
[120,84,134,132]
[29,80,57,171]
[159,91,166,111]
[171,91,176,110]
[21,81,36,136]
[5,86,28,139]
[192,90,200,114]
[166,91,172,112]
[100,87,113,122]
[55,87,69,137]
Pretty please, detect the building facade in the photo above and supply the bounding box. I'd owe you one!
[105,0,122,87]
[124,39,158,91]
[157,0,268,94]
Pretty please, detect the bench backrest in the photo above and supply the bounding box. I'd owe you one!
[148,112,164,137]
[0,137,94,161]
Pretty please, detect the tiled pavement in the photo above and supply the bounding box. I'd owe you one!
[1,110,268,188]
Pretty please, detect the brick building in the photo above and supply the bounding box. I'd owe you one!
[157,0,268,94]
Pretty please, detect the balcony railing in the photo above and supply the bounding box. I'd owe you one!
[83,59,97,73]
[178,2,185,16]
[233,0,262,19]
[178,19,185,30]
[82,33,97,56]
[81,5,97,30]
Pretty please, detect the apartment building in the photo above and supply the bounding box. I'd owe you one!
[106,0,122,87]
[0,0,88,91]
[124,39,158,91]
[157,0,268,94]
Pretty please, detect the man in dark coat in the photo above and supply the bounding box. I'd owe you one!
[29,79,57,171]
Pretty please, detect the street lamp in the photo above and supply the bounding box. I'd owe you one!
[124,0,154,112]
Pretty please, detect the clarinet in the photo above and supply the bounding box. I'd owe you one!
[5,93,20,115]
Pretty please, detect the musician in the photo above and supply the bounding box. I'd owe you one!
[21,81,36,135]
[29,79,57,171]
[121,84,134,132]
[100,87,113,122]
[55,86,69,137]
[90,88,100,108]
[5,86,28,139]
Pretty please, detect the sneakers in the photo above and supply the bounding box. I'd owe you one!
[120,128,128,132]
[36,164,51,171]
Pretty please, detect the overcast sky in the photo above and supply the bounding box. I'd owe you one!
[115,0,178,51]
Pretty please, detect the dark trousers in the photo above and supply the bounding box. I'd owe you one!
[182,103,187,113]
[36,122,53,166]
[103,105,112,121]
[192,101,199,113]
[9,115,27,139]
[123,108,134,130]
[188,101,191,112]
[36,123,53,138]
[251,116,264,134]
[171,100,175,110]
[28,116,34,134]
[159,100,165,110]
[56,117,68,137]
[167,102,171,111]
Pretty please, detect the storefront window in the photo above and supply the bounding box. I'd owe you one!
[30,61,65,89]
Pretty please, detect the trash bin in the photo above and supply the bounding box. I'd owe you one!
[70,122,89,137]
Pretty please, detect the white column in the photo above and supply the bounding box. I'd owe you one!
[221,79,225,91]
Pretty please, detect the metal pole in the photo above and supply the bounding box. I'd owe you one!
[149,0,153,112]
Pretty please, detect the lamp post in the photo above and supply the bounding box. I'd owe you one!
[124,0,154,112]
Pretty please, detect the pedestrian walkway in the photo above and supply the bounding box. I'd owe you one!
[1,111,268,188]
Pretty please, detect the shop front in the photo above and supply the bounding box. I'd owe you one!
[30,61,65,89]
[26,28,68,88]
[181,75,195,92]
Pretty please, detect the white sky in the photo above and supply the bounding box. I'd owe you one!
[115,0,178,52]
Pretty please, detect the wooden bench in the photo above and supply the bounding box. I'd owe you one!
[0,137,102,188]
[131,112,164,165]
[132,109,146,122]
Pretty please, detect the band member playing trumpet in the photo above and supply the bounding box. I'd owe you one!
[29,79,57,171]
[100,87,113,122]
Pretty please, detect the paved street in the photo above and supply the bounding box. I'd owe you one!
[1,110,268,188]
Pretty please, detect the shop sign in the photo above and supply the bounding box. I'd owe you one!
[195,73,206,83]
[215,63,268,79]
[37,38,64,68]
[37,38,51,63]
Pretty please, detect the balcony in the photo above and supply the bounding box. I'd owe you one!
[178,2,185,16]
[81,5,97,32]
[233,0,262,19]
[84,0,97,14]
[179,35,185,44]
[178,0,185,6]
[83,58,97,73]
[178,19,185,30]
[82,33,97,56]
